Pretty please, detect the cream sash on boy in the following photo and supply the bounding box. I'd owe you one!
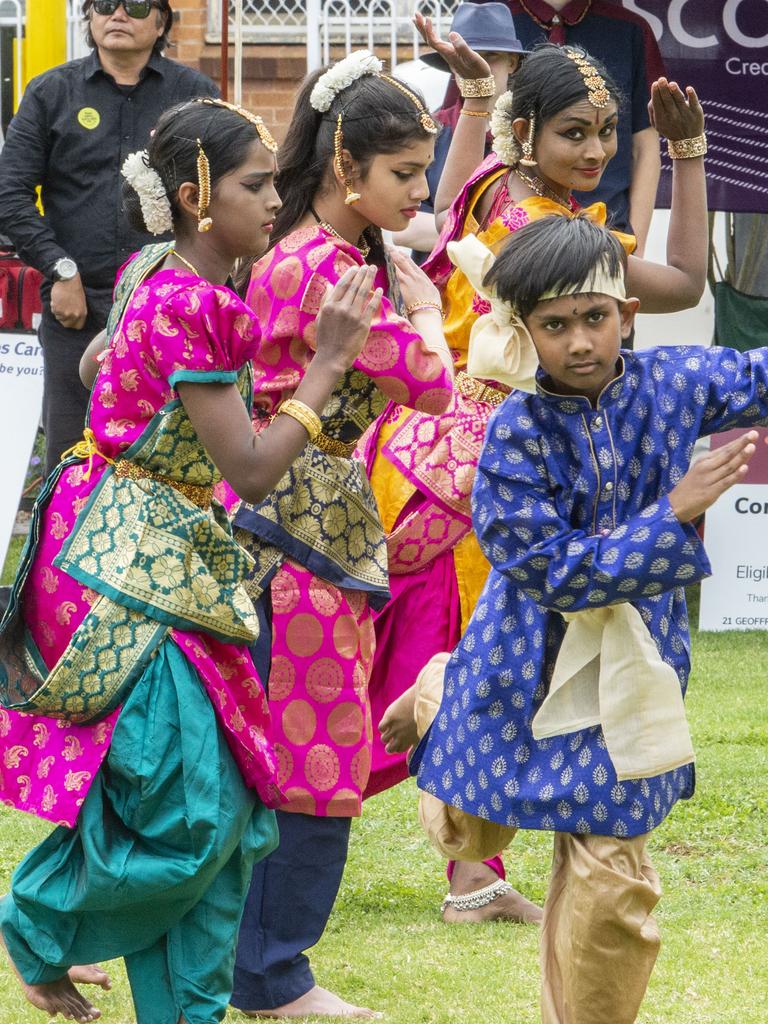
[532,605,695,781]
[447,235,538,391]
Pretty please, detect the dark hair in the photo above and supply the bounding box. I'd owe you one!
[122,99,261,233]
[271,67,440,255]
[484,214,627,319]
[499,44,623,165]
[82,0,174,55]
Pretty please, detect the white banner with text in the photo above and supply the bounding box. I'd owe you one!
[0,333,44,572]
[699,426,768,631]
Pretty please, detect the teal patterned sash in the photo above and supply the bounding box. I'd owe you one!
[234,368,391,606]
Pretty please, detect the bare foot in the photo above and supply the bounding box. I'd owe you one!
[1,929,101,1021]
[241,984,382,1018]
[379,684,418,754]
[442,860,543,925]
[69,964,111,990]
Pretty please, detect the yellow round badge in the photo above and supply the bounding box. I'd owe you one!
[77,107,101,130]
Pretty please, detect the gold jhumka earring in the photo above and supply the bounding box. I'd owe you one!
[196,139,212,232]
[519,116,537,167]
[334,113,361,205]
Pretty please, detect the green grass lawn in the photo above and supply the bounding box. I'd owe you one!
[1,546,766,1021]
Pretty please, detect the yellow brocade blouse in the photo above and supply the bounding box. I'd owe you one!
[442,182,636,368]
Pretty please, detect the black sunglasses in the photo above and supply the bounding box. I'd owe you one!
[92,0,160,18]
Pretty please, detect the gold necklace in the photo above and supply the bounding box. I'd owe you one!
[311,207,371,259]
[514,168,572,210]
[319,221,371,260]
[170,249,201,276]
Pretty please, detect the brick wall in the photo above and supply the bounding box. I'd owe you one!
[167,6,410,143]
[168,1,307,141]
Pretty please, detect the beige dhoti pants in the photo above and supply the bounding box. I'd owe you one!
[540,832,662,1024]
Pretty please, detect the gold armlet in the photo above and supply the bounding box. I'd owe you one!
[667,133,707,160]
[456,75,495,99]
[276,399,322,440]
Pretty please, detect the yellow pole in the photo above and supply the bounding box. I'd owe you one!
[22,0,67,93]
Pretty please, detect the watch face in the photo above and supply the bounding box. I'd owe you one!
[55,258,78,280]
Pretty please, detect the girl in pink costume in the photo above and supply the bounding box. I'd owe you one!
[230,52,454,1020]
[0,98,380,1024]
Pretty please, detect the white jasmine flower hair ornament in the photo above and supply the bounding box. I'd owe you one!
[121,150,173,235]
[490,91,519,167]
[309,50,383,112]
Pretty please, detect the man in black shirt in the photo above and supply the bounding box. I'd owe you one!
[0,0,218,473]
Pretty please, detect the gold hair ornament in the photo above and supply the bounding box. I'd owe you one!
[199,97,278,153]
[519,116,537,167]
[564,49,611,109]
[380,74,439,134]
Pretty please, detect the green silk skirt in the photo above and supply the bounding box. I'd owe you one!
[0,638,278,1024]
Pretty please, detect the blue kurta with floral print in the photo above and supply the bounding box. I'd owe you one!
[416,345,768,837]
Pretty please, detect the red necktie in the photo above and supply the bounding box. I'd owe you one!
[518,0,592,44]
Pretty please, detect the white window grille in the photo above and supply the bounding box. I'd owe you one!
[207,0,458,68]
[0,0,24,109]
[67,0,90,60]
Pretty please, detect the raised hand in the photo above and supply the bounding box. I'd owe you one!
[668,431,757,523]
[315,265,382,369]
[390,247,442,311]
[413,11,491,81]
[648,78,705,141]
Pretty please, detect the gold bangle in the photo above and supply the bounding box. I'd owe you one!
[405,300,445,320]
[277,398,322,441]
[667,133,707,160]
[460,108,491,119]
[456,75,495,99]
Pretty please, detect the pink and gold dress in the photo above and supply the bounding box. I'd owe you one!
[0,246,281,1016]
[234,225,454,817]
[0,249,280,825]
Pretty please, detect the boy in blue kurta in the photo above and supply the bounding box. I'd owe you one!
[412,214,766,1023]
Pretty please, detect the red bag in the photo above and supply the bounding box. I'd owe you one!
[0,250,43,331]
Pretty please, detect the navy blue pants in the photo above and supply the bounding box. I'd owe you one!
[39,290,112,476]
[231,811,351,1010]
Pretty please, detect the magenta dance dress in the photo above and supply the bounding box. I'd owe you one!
[0,257,281,828]
[232,224,454,818]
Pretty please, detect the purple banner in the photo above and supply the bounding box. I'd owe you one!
[619,0,768,212]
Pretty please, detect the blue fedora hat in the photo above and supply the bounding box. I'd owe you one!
[420,2,530,70]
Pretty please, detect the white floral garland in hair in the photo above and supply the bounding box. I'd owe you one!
[490,91,518,167]
[309,50,383,112]
[121,150,173,235]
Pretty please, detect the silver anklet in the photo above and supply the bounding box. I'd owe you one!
[441,878,514,913]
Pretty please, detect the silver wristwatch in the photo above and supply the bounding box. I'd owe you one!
[53,257,78,281]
